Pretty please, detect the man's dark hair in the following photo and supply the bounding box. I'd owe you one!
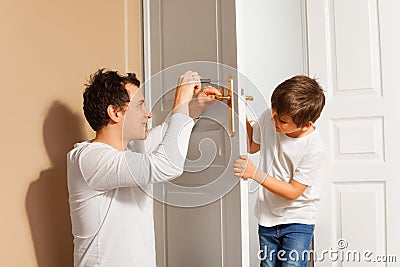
[83,69,141,131]
[271,75,325,127]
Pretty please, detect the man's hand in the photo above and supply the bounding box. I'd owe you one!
[233,155,257,179]
[172,71,201,115]
[189,85,222,118]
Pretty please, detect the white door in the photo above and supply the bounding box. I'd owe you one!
[307,0,400,266]
[236,1,309,266]
[142,0,250,266]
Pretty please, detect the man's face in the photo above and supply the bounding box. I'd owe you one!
[123,83,151,141]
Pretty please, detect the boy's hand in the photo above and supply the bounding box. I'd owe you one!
[234,155,257,179]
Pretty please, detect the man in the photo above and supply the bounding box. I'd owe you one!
[67,69,220,266]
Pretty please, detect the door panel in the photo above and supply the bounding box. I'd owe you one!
[166,200,223,267]
[307,0,400,265]
[143,0,247,266]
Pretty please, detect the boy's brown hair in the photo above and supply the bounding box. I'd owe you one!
[271,75,325,127]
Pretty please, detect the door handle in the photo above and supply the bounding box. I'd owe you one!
[215,77,235,137]
[216,94,253,102]
[216,95,231,101]
[214,78,254,137]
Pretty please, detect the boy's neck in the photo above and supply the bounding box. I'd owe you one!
[285,125,315,138]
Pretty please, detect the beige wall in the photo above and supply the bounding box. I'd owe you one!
[0,0,141,265]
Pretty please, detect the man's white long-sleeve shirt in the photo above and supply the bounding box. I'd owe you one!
[67,113,194,266]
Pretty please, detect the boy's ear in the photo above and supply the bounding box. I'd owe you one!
[107,105,122,123]
[300,121,313,131]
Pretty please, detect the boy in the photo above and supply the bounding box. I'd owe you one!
[67,69,220,266]
[234,75,326,267]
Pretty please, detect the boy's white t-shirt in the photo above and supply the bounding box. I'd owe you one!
[67,113,194,267]
[252,109,325,227]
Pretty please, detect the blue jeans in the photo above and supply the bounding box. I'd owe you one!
[258,223,314,267]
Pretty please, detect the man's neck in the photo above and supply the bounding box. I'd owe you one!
[92,126,125,151]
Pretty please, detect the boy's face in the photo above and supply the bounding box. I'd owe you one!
[271,109,310,138]
[122,83,152,141]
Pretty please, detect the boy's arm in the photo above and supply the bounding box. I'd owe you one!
[246,118,260,154]
[234,155,308,200]
[252,168,307,200]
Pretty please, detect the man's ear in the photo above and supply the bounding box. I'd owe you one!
[107,105,122,123]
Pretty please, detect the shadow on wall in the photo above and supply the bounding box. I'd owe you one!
[26,101,85,267]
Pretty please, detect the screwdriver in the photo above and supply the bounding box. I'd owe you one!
[193,78,226,99]
[200,78,229,84]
